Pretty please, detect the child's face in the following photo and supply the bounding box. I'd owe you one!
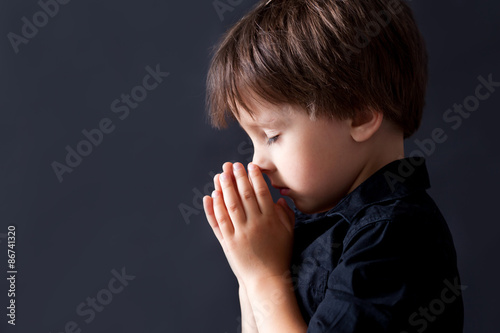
[237,100,365,214]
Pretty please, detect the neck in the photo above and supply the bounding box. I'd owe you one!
[347,120,405,194]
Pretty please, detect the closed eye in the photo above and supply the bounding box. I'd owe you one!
[267,135,280,146]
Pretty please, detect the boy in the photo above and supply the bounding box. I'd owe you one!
[202,0,464,332]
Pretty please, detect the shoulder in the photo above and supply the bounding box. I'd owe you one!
[343,189,449,248]
[332,190,459,292]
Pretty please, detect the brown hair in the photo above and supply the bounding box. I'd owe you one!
[206,0,428,139]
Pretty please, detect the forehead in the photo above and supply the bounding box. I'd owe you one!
[236,100,294,129]
[238,112,280,128]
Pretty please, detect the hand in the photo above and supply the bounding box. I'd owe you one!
[203,162,295,288]
[203,164,244,284]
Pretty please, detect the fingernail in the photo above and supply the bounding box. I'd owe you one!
[212,190,219,198]
[233,163,243,170]
[248,163,257,170]
[220,173,228,182]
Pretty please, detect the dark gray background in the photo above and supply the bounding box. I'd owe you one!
[0,0,498,332]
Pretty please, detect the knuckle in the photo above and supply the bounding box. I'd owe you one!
[214,200,224,210]
[235,174,251,188]
[234,172,247,181]
[221,180,233,189]
[226,237,238,249]
[246,222,261,235]
[227,202,239,213]
[255,186,269,197]
[217,215,230,225]
[241,190,254,201]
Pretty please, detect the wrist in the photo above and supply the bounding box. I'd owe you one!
[245,270,292,293]
[244,272,307,332]
[245,271,294,301]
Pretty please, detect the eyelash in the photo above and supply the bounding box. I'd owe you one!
[266,135,280,146]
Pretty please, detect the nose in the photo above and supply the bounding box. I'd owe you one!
[251,147,274,174]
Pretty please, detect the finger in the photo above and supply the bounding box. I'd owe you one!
[212,190,235,237]
[247,163,274,215]
[203,195,224,243]
[277,198,295,232]
[222,162,234,179]
[232,162,261,216]
[214,174,227,205]
[219,172,247,224]
[223,162,239,192]
[274,203,292,233]
[278,198,295,222]
[214,174,222,192]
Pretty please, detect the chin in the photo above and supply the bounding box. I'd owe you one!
[293,200,333,215]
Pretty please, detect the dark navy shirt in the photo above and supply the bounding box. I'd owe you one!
[290,157,464,333]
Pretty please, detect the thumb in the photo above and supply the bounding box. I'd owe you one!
[278,198,295,222]
[276,198,295,232]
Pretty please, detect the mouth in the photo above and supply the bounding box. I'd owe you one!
[272,184,291,196]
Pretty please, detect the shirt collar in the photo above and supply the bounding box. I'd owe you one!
[294,157,431,225]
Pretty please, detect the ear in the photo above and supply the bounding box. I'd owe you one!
[349,109,384,143]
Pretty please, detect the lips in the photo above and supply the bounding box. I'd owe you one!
[272,184,291,196]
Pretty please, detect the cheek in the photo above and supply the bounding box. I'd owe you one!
[283,146,322,190]
[289,138,350,193]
